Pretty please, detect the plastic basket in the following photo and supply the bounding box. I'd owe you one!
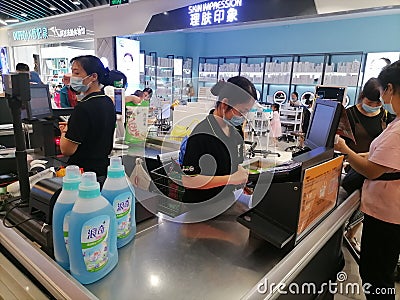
[150,160,186,217]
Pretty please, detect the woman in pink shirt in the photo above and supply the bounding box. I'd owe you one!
[335,60,400,300]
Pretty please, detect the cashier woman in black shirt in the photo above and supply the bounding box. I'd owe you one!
[181,76,257,203]
[59,55,116,177]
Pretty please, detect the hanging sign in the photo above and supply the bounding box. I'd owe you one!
[188,0,243,27]
[145,0,317,33]
[110,0,129,6]
[48,25,87,38]
[9,17,94,46]
[12,27,49,41]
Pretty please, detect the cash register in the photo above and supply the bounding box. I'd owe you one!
[238,98,343,250]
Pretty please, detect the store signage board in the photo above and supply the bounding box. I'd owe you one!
[110,0,129,6]
[12,26,87,42]
[145,0,317,32]
[8,17,94,46]
[49,25,87,38]
[12,27,49,41]
[188,0,243,27]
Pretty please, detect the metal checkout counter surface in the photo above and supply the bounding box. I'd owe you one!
[0,189,360,300]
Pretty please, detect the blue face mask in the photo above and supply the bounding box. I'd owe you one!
[381,96,397,115]
[362,103,381,113]
[224,115,244,127]
[383,103,396,115]
[70,75,91,93]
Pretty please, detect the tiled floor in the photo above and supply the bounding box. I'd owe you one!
[334,247,399,300]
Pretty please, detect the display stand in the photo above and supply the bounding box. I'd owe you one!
[238,147,341,249]
[198,52,363,105]
[246,107,280,158]
[155,101,171,135]
[279,106,303,142]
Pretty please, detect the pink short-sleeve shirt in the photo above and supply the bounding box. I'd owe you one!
[361,117,400,224]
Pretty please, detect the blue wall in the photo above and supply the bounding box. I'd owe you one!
[193,13,400,57]
[137,12,400,102]
[138,13,400,58]
[137,32,187,57]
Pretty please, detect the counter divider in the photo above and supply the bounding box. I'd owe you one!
[0,220,98,300]
[243,190,360,300]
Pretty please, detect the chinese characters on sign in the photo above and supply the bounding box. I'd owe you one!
[12,27,48,41]
[12,25,87,41]
[49,26,87,38]
[188,0,242,27]
[297,156,343,236]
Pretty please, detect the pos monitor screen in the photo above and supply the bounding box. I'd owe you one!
[304,99,342,150]
[315,85,347,104]
[114,88,123,115]
[21,85,52,120]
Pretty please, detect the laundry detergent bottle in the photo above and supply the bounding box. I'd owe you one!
[101,156,136,248]
[52,165,81,270]
[68,172,118,284]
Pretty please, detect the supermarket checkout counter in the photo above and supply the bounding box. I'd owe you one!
[0,188,360,300]
[1,82,358,298]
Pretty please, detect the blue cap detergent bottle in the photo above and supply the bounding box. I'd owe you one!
[68,172,118,284]
[101,156,136,248]
[53,165,81,270]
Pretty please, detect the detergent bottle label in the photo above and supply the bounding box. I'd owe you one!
[113,192,133,239]
[63,212,71,253]
[81,215,110,272]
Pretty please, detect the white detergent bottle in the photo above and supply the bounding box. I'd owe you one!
[101,156,136,248]
[68,172,118,284]
[52,165,81,270]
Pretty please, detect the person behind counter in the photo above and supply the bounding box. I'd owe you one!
[142,87,153,100]
[59,55,116,177]
[125,87,153,106]
[15,62,44,84]
[298,95,313,148]
[334,60,400,300]
[289,91,301,107]
[181,76,256,203]
[59,74,78,108]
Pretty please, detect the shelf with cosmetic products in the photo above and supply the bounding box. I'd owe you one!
[197,52,364,106]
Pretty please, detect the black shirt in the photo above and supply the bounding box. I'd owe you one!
[349,106,384,139]
[344,105,385,153]
[65,92,116,176]
[302,107,311,134]
[182,113,244,203]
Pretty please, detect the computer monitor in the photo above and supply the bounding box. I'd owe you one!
[113,88,126,142]
[114,88,124,115]
[304,99,342,150]
[315,85,347,104]
[21,85,52,120]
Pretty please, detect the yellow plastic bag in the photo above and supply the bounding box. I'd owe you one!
[170,119,199,141]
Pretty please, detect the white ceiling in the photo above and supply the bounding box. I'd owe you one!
[314,0,400,14]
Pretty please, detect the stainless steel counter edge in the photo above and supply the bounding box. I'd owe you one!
[0,191,359,300]
[0,221,98,300]
[243,190,361,300]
